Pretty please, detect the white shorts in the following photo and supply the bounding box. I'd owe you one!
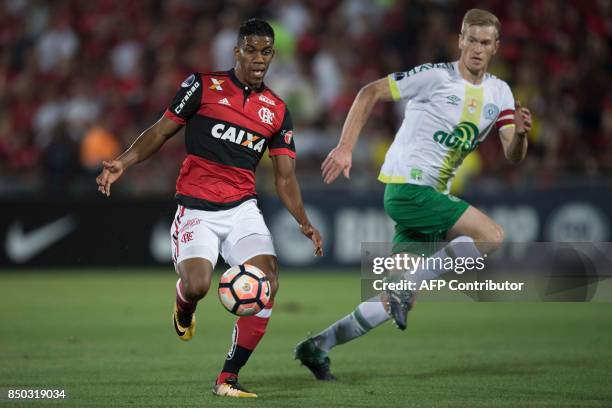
[170,199,276,269]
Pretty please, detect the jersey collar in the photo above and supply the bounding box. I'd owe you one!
[453,61,486,87]
[228,69,266,94]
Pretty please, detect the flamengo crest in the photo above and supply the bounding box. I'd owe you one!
[258,107,274,125]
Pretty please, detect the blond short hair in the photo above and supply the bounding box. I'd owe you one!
[461,9,501,39]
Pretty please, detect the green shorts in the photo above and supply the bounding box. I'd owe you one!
[383,183,469,255]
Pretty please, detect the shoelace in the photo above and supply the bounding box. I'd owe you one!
[226,386,242,397]
[226,381,250,395]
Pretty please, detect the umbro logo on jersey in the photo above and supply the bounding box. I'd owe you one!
[218,98,231,106]
[446,95,460,105]
[258,107,274,125]
[211,123,266,152]
[258,94,276,106]
[210,78,224,91]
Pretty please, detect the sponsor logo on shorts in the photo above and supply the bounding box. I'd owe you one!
[448,195,461,202]
[180,218,202,234]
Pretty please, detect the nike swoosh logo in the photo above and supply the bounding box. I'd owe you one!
[5,215,77,263]
[173,314,186,336]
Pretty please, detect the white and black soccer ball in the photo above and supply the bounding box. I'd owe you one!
[218,264,270,316]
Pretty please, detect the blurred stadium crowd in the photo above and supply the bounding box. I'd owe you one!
[0,0,610,197]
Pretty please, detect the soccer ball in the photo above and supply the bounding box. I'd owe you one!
[218,264,270,316]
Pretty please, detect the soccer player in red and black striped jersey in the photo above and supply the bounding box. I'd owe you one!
[96,19,322,398]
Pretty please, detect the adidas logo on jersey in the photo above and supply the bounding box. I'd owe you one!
[218,98,231,106]
[211,123,266,152]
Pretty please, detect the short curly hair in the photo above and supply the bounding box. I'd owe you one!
[237,19,275,44]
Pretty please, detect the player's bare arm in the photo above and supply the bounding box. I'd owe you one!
[272,155,323,256]
[96,116,181,196]
[499,100,531,164]
[321,78,393,184]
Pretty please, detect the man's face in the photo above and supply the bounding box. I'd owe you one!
[458,25,499,73]
[234,35,275,88]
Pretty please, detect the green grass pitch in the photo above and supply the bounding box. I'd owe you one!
[1,270,611,407]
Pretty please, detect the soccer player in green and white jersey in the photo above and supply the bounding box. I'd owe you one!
[295,9,532,380]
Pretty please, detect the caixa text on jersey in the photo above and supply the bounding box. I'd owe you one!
[211,123,266,152]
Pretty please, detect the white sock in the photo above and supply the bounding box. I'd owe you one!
[406,235,482,284]
[314,298,389,352]
[311,237,480,353]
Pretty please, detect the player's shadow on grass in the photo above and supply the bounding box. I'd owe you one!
[264,369,404,386]
[248,373,344,401]
[411,359,603,380]
[256,359,607,399]
[252,373,333,390]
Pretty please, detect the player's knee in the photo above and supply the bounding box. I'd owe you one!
[262,260,279,297]
[267,269,279,297]
[246,255,278,297]
[269,275,279,297]
[182,274,210,300]
[487,223,505,251]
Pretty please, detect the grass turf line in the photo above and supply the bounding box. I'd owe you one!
[0,270,611,407]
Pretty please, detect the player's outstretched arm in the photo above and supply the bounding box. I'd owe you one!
[96,116,182,196]
[272,155,323,256]
[321,78,393,184]
[499,101,531,164]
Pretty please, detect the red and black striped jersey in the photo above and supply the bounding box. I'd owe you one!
[163,69,296,210]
